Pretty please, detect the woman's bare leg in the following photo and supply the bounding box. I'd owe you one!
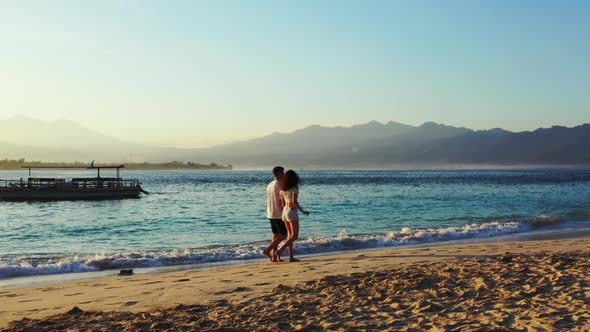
[276,220,299,262]
[287,220,299,262]
[274,221,292,262]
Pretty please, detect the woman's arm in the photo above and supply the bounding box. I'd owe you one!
[279,190,285,208]
[293,193,310,216]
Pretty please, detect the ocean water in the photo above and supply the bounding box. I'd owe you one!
[1,170,590,280]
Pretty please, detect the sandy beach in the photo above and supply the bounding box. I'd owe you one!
[2,236,589,331]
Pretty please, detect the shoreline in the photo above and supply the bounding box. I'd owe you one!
[1,234,589,328]
[2,227,590,291]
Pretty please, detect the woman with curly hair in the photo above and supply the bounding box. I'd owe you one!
[275,170,310,262]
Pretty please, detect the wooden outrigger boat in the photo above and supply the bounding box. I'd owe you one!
[0,163,148,201]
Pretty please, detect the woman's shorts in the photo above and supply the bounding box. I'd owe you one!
[282,208,299,222]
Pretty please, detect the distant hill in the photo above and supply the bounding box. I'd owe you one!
[0,115,127,149]
[0,116,150,162]
[0,159,232,171]
[1,116,589,168]
[0,116,188,163]
[193,121,416,162]
[182,121,590,168]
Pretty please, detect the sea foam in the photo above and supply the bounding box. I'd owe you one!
[0,215,577,279]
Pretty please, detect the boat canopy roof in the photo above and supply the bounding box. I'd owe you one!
[21,164,126,177]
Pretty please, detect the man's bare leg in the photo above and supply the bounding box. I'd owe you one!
[264,233,287,262]
[271,234,286,262]
[263,234,284,262]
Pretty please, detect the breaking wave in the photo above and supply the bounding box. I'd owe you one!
[2,214,586,279]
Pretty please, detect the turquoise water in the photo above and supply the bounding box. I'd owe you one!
[1,170,590,279]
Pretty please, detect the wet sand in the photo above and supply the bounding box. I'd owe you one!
[2,237,589,331]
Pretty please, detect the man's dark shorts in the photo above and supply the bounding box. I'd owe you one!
[269,219,288,235]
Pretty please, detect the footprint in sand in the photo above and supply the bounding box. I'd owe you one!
[100,296,119,300]
[122,301,138,306]
[143,281,163,285]
[174,278,190,282]
[213,287,252,295]
[255,282,271,286]
[64,292,84,297]
[18,299,42,303]
[0,293,21,298]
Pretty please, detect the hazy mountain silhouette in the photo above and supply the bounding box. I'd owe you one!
[0,115,152,162]
[0,115,122,148]
[1,115,589,168]
[196,120,416,159]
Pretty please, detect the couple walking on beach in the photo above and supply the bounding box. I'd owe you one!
[263,166,310,262]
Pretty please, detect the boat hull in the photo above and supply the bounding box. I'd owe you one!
[0,188,142,201]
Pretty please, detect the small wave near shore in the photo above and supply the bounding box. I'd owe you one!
[1,214,588,279]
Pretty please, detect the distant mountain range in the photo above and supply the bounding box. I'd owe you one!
[1,116,589,168]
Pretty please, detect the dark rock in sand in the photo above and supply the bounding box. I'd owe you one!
[500,255,514,263]
[233,287,251,292]
[118,269,134,276]
[66,306,84,315]
[272,284,291,293]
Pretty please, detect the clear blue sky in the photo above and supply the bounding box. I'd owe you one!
[1,0,588,147]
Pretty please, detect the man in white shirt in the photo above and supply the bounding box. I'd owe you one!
[262,166,288,262]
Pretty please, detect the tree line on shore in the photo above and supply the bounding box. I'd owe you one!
[0,159,233,170]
